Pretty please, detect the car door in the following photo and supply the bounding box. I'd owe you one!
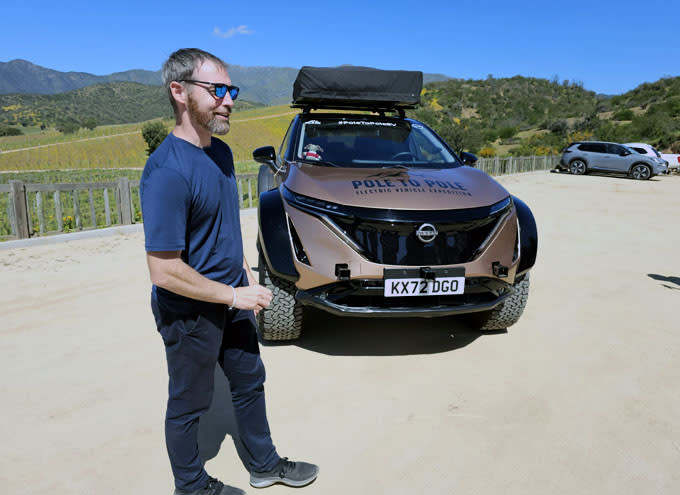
[604,143,632,172]
[580,143,607,170]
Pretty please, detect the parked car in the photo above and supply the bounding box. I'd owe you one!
[557,141,667,179]
[253,66,537,340]
[661,152,680,173]
[624,142,671,174]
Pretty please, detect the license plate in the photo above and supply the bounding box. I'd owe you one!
[383,267,465,297]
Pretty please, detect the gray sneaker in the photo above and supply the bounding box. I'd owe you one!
[249,457,319,488]
[174,476,245,495]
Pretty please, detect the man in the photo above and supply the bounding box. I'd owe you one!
[140,48,318,495]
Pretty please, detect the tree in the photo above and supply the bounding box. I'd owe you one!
[0,125,23,136]
[82,117,97,130]
[142,121,169,156]
[56,121,80,134]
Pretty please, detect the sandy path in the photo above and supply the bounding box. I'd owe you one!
[1,171,679,494]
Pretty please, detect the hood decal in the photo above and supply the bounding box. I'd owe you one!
[286,164,509,210]
[352,170,472,197]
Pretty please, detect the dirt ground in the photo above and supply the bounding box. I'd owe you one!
[1,171,679,495]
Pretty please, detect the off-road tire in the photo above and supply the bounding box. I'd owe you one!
[473,273,530,331]
[258,164,276,194]
[629,163,651,180]
[569,159,587,175]
[257,252,304,340]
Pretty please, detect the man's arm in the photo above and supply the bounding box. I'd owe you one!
[147,251,272,311]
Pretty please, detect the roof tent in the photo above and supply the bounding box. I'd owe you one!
[292,66,423,111]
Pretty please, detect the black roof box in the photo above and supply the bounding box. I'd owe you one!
[292,66,423,109]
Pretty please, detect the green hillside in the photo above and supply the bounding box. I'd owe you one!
[0,82,262,128]
[2,74,679,160]
[412,75,680,155]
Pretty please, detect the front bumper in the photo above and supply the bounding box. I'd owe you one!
[652,163,668,175]
[296,276,513,318]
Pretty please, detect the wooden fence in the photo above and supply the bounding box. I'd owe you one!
[1,155,560,241]
[1,173,258,240]
[476,154,560,175]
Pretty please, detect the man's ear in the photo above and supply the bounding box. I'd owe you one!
[169,81,187,108]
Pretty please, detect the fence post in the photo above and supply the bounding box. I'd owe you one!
[55,191,63,232]
[9,180,30,239]
[117,178,133,225]
[104,189,112,226]
[36,191,45,234]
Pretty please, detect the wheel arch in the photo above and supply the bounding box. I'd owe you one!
[258,189,299,281]
[629,161,651,172]
[569,157,588,171]
[513,195,538,274]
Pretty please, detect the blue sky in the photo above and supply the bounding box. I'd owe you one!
[2,0,678,95]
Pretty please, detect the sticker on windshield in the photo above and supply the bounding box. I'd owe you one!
[338,121,397,127]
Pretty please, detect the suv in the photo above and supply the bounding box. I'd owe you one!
[624,142,673,174]
[557,141,667,179]
[253,66,537,340]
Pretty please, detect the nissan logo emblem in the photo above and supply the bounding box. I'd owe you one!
[416,223,438,243]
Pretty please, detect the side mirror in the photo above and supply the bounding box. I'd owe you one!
[253,146,276,164]
[460,151,478,165]
[620,151,630,156]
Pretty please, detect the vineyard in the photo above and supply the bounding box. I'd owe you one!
[0,105,294,171]
[0,104,296,238]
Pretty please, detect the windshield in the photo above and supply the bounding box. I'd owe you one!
[296,116,460,168]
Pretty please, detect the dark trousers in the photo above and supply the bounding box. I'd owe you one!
[151,296,280,491]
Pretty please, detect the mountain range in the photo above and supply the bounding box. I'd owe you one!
[0,59,451,105]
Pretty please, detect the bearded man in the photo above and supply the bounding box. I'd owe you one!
[140,48,318,495]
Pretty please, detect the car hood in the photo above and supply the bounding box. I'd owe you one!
[283,163,510,210]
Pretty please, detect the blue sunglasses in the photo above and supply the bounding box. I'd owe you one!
[179,79,239,100]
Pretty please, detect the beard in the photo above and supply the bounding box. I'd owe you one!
[187,92,230,135]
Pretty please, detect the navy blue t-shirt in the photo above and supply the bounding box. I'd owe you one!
[140,133,244,313]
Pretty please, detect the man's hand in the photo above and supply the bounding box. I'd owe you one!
[234,283,272,315]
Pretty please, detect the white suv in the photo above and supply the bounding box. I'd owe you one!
[624,143,669,174]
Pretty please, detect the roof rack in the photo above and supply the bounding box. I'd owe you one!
[292,103,413,118]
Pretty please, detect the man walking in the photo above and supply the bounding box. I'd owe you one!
[140,48,318,495]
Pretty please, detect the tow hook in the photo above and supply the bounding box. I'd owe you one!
[492,261,509,278]
[335,263,351,281]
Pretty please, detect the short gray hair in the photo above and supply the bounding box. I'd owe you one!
[161,48,228,113]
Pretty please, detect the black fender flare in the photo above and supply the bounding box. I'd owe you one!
[258,188,299,281]
[513,196,537,274]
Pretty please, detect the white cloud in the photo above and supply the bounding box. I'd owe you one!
[213,25,254,39]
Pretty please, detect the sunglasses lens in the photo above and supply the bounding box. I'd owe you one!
[229,86,239,100]
[214,85,227,98]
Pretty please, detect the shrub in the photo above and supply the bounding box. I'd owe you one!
[57,121,80,134]
[483,129,499,143]
[548,119,568,136]
[479,146,496,158]
[141,121,169,156]
[0,125,23,136]
[498,126,517,139]
[82,117,98,130]
[613,109,634,121]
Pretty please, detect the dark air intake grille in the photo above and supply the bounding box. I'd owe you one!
[328,214,501,265]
